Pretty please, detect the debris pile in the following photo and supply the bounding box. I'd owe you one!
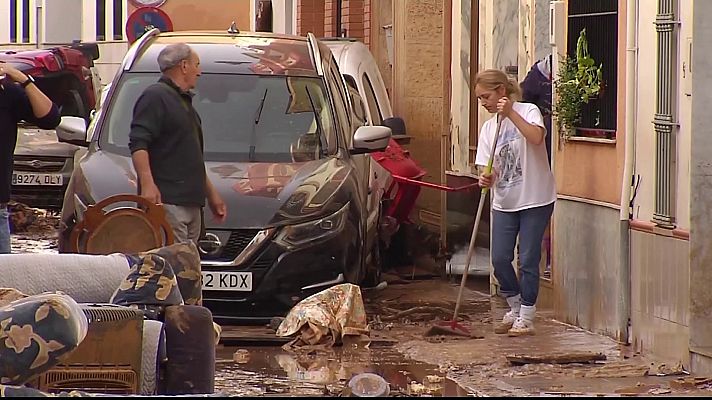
[8,201,59,234]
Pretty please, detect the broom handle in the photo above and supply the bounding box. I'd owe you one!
[452,116,503,321]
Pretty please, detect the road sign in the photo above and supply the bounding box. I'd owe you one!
[126,6,173,44]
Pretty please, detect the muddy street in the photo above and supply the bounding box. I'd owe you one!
[8,210,712,397]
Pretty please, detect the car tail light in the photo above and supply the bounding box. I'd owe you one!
[35,53,62,72]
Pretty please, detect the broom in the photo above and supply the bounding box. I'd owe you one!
[425,115,503,337]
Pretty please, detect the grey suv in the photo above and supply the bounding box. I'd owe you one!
[55,29,391,322]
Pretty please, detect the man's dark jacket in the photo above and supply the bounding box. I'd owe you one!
[0,80,60,203]
[128,77,206,207]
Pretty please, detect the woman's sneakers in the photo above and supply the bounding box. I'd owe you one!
[494,295,521,334]
[508,305,536,336]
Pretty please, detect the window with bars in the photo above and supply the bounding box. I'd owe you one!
[8,0,31,43]
[113,0,123,40]
[96,0,106,41]
[9,0,17,43]
[96,0,125,41]
[21,0,30,43]
[566,0,618,139]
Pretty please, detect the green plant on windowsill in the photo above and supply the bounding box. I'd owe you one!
[553,28,603,140]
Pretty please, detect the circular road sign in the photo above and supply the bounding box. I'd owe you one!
[126,6,173,44]
[129,0,167,8]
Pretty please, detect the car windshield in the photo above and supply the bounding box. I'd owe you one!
[100,73,334,163]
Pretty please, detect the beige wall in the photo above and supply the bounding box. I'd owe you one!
[128,0,252,33]
[392,0,444,226]
[632,0,692,230]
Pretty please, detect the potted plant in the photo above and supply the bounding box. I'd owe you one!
[553,28,603,140]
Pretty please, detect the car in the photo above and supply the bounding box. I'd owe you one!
[323,38,395,126]
[4,43,101,209]
[55,28,392,322]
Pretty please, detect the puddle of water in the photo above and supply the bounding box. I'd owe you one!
[215,344,472,397]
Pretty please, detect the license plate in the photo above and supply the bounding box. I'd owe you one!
[12,172,62,186]
[201,271,252,291]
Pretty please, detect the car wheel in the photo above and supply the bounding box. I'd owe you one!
[362,239,383,288]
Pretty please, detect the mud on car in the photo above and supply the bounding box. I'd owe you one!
[56,29,391,322]
[3,43,101,210]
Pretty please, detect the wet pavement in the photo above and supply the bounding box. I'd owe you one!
[8,207,712,397]
[214,344,471,396]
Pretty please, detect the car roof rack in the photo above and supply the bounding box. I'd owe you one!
[122,28,161,72]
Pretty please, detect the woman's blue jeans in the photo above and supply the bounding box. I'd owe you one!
[491,202,554,307]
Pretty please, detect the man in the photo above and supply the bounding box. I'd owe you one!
[128,43,226,244]
[0,63,60,253]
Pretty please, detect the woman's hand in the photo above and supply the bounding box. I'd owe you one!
[497,96,514,118]
[0,62,27,82]
[479,171,496,188]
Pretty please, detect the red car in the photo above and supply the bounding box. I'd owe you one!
[2,43,101,209]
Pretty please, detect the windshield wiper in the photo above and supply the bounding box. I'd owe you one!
[305,86,325,156]
[249,88,268,162]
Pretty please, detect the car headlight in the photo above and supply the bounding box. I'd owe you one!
[275,203,349,250]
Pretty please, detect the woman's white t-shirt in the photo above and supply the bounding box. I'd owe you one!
[475,102,556,212]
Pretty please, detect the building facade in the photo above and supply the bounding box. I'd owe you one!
[0,0,253,84]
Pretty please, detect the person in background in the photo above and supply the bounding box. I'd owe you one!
[521,54,554,278]
[474,69,556,336]
[0,63,60,254]
[128,43,227,245]
[521,54,553,163]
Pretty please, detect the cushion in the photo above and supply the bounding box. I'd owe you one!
[141,242,202,306]
[110,253,184,309]
[0,293,88,385]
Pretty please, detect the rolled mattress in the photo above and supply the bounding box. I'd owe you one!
[0,253,130,303]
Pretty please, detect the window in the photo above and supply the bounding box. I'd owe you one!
[567,0,617,138]
[328,57,352,128]
[96,0,106,41]
[21,0,30,43]
[362,74,383,125]
[113,0,123,40]
[9,0,17,43]
[348,87,367,127]
[101,73,336,163]
[343,74,358,91]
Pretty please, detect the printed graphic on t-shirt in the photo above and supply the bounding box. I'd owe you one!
[495,128,523,190]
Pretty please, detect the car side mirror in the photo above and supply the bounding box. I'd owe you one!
[56,116,88,146]
[350,126,391,155]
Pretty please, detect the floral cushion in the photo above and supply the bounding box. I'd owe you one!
[0,293,88,385]
[109,252,184,309]
[141,242,202,306]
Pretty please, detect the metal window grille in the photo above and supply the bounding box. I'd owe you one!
[566,0,618,132]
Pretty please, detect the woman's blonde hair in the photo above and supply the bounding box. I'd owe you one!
[475,69,522,101]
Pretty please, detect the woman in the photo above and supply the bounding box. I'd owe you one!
[474,69,556,336]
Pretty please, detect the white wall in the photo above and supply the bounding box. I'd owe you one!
[44,0,82,43]
[633,0,692,229]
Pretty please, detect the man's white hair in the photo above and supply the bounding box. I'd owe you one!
[157,43,193,72]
